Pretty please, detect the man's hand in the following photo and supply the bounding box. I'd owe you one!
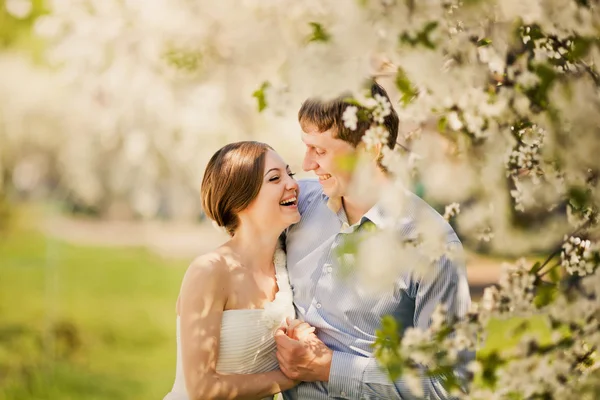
[274,319,333,382]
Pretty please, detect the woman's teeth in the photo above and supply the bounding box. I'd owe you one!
[318,174,332,181]
[279,196,297,206]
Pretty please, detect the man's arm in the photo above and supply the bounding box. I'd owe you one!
[277,241,472,399]
[327,240,472,399]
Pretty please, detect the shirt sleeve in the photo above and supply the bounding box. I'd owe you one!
[328,351,454,399]
[326,241,472,399]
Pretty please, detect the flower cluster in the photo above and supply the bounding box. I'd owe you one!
[443,202,460,221]
[342,105,358,130]
[362,125,389,150]
[371,93,392,124]
[481,259,536,315]
[506,127,544,182]
[561,236,599,276]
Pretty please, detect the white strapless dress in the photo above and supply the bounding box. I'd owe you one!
[163,247,295,400]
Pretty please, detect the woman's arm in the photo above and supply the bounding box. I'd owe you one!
[178,253,297,400]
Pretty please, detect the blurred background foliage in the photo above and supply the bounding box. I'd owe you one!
[0,0,46,57]
[0,2,184,398]
[0,207,185,399]
[0,0,557,398]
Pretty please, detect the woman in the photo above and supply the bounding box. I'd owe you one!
[164,141,313,400]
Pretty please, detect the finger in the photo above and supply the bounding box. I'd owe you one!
[291,323,316,340]
[274,330,297,349]
[286,319,304,338]
[293,322,314,332]
[275,326,287,336]
[297,327,316,340]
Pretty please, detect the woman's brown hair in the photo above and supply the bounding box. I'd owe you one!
[201,141,273,236]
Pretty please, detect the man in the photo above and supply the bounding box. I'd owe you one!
[275,82,472,399]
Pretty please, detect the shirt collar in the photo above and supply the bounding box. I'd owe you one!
[361,202,389,228]
[322,192,393,230]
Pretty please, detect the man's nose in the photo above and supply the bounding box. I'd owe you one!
[302,153,317,172]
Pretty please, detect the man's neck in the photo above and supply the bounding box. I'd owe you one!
[341,196,373,226]
[342,165,390,226]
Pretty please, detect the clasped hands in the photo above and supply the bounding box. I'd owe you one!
[274,317,332,382]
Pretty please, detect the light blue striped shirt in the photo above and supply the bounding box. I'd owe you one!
[283,179,472,400]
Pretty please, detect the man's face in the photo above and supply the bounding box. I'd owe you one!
[301,122,356,199]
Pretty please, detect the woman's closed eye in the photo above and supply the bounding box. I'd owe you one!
[270,172,295,182]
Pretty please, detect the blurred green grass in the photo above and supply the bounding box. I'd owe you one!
[0,208,553,399]
[0,220,186,399]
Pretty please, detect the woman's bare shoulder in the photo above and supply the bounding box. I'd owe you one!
[183,245,239,285]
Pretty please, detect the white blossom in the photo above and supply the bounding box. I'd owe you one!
[362,124,389,150]
[5,0,32,19]
[342,105,358,130]
[443,202,460,221]
[372,93,392,124]
[561,236,598,276]
[447,111,463,131]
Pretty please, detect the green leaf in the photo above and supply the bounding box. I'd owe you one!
[529,261,542,274]
[252,81,270,112]
[437,116,448,133]
[548,264,562,284]
[361,220,377,233]
[534,283,558,308]
[400,21,439,49]
[477,38,492,47]
[373,316,404,381]
[335,153,358,172]
[479,351,503,389]
[307,22,331,43]
[524,63,557,109]
[333,234,358,276]
[395,68,418,106]
[163,48,202,72]
[568,186,591,209]
[570,37,592,60]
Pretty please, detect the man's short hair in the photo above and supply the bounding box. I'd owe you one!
[298,81,400,152]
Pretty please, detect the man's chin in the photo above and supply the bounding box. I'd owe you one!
[322,185,343,204]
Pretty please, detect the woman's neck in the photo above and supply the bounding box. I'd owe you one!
[227,224,281,273]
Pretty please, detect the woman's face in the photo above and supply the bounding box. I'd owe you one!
[239,149,300,232]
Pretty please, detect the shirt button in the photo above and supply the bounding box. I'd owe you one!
[341,391,347,397]
[327,266,333,273]
[316,303,322,309]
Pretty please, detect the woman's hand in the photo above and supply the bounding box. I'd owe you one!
[282,318,316,341]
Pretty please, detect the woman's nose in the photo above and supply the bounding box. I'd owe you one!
[286,175,299,192]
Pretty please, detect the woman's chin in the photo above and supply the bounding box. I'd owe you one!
[278,211,301,228]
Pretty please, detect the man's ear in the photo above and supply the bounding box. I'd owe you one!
[373,143,383,161]
[356,142,382,162]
